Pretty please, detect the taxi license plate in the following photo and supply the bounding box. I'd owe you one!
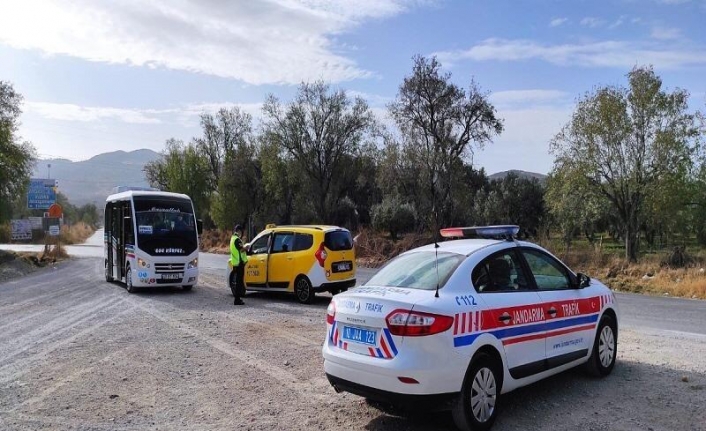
[161,273,183,280]
[333,261,352,273]
[341,326,377,346]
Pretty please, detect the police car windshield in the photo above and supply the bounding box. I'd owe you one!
[365,251,465,290]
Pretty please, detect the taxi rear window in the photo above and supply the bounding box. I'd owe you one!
[324,230,353,251]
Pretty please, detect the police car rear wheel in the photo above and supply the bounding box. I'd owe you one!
[586,314,617,377]
[126,266,137,294]
[294,276,314,304]
[452,352,500,431]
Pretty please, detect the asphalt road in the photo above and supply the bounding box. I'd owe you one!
[2,229,705,336]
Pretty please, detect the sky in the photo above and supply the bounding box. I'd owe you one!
[1,0,705,175]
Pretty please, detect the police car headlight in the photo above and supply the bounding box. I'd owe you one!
[138,258,147,268]
[188,258,198,269]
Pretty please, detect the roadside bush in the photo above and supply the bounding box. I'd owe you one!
[371,195,417,240]
[0,224,9,243]
[59,222,95,245]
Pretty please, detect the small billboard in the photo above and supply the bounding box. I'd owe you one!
[10,219,32,241]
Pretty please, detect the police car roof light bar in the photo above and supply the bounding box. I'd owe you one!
[439,225,520,241]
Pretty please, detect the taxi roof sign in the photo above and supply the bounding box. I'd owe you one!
[440,225,520,240]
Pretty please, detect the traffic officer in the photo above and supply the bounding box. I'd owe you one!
[230,224,248,305]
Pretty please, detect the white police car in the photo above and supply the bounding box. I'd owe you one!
[322,226,618,431]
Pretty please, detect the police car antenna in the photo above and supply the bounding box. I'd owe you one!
[433,208,440,299]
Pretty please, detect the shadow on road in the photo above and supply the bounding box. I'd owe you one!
[361,359,706,430]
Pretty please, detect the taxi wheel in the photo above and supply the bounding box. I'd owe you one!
[125,266,137,294]
[586,314,617,377]
[452,352,500,431]
[294,276,314,304]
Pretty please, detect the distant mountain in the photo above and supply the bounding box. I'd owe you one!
[32,149,161,206]
[488,170,548,182]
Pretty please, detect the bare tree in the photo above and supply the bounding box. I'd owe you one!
[389,55,503,227]
[262,81,375,222]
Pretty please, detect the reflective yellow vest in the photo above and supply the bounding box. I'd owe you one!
[229,234,249,266]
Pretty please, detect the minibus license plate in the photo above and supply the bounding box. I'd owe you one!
[161,273,183,280]
[341,326,376,346]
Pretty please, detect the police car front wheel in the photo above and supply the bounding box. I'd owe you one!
[452,352,501,431]
[586,314,617,377]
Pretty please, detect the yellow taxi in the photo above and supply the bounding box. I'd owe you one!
[227,225,357,303]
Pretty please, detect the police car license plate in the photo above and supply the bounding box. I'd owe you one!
[161,273,183,280]
[333,261,352,273]
[341,326,377,346]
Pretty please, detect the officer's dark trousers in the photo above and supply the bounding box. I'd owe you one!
[235,264,246,298]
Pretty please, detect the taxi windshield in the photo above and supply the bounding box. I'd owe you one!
[365,251,465,290]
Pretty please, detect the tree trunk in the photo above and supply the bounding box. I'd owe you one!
[625,225,639,262]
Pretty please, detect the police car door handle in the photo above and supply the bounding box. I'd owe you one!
[547,307,557,317]
[498,313,511,323]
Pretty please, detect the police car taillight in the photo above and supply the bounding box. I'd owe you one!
[326,301,336,324]
[386,310,454,337]
[315,242,327,267]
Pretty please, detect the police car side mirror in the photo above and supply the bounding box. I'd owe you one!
[245,243,252,254]
[577,273,591,289]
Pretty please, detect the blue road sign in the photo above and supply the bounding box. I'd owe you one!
[28,178,57,209]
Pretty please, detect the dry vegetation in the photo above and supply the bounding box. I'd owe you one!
[200,229,232,253]
[198,228,706,300]
[549,243,706,300]
[59,222,95,245]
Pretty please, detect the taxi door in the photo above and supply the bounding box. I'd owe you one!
[519,248,597,367]
[244,233,270,287]
[267,231,295,289]
[474,249,546,379]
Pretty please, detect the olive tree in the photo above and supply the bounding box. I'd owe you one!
[388,55,503,227]
[551,66,701,261]
[262,81,375,222]
[0,81,35,222]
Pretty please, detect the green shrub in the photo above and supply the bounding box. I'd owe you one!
[371,195,417,240]
[0,223,9,243]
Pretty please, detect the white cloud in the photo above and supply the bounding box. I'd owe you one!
[25,102,166,124]
[609,16,626,29]
[434,38,706,70]
[580,17,606,28]
[0,0,427,85]
[549,17,568,27]
[489,90,569,108]
[651,26,683,40]
[25,100,272,129]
